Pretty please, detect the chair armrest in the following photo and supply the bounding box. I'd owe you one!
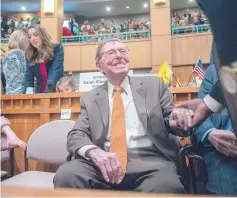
[1,145,18,151]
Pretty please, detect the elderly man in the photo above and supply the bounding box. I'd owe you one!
[54,38,189,193]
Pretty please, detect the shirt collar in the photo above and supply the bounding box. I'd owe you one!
[107,76,129,97]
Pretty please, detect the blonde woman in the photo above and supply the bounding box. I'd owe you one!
[2,30,29,94]
[24,24,64,93]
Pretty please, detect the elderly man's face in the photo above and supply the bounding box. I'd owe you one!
[97,41,129,80]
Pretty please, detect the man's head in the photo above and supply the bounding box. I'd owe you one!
[95,38,130,85]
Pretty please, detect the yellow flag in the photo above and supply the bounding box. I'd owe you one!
[156,61,173,84]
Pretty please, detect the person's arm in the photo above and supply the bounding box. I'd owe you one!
[46,44,64,93]
[203,81,224,113]
[1,117,27,151]
[24,60,34,94]
[195,65,219,144]
[67,97,97,158]
[157,78,191,137]
[1,116,10,130]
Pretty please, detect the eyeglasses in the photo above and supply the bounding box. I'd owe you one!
[100,48,129,59]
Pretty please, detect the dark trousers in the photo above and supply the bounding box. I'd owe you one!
[54,147,184,193]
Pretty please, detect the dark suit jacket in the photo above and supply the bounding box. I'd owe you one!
[67,76,188,164]
[195,64,229,148]
[24,43,64,93]
[197,0,237,106]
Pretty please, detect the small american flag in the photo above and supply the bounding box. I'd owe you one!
[193,58,205,79]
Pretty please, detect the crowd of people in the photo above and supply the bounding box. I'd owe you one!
[65,18,151,37]
[62,18,151,42]
[1,16,151,43]
[2,8,209,43]
[1,16,40,39]
[171,8,208,27]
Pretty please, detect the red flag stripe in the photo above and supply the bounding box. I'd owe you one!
[194,71,204,78]
[194,67,204,78]
[194,69,204,77]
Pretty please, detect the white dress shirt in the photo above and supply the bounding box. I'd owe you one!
[78,76,152,158]
[204,95,223,113]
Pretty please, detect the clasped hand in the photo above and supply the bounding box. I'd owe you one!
[87,148,124,183]
[169,99,211,130]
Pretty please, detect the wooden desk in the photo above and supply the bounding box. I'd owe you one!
[1,185,207,197]
[1,87,198,174]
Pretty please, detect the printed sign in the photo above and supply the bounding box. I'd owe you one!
[79,71,133,92]
[60,109,71,120]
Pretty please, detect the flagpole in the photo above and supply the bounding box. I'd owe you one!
[186,72,194,87]
[187,57,200,87]
[172,73,181,87]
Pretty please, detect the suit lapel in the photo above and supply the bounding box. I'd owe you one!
[129,77,147,130]
[94,83,110,131]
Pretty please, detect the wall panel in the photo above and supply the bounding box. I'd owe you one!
[172,33,212,66]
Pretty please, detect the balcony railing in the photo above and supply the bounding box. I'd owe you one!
[0,38,9,44]
[171,24,210,35]
[61,30,151,44]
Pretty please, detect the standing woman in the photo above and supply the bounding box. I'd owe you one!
[24,24,64,93]
[2,30,29,94]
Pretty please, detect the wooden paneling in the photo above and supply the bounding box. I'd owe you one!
[2,185,180,197]
[64,44,81,71]
[150,8,171,36]
[172,33,213,66]
[170,87,199,104]
[126,40,151,68]
[152,35,172,65]
[64,40,152,72]
[80,44,98,71]
[172,65,194,84]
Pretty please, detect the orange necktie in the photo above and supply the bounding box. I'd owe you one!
[110,85,127,183]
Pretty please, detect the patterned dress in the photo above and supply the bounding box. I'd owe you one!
[2,50,26,94]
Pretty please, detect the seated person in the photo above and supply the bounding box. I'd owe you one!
[1,116,27,151]
[56,74,76,93]
[194,64,237,195]
[54,38,190,193]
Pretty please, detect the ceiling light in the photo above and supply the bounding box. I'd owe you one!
[143,3,148,8]
[126,6,130,9]
[106,6,111,11]
[21,6,26,11]
[189,0,194,2]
